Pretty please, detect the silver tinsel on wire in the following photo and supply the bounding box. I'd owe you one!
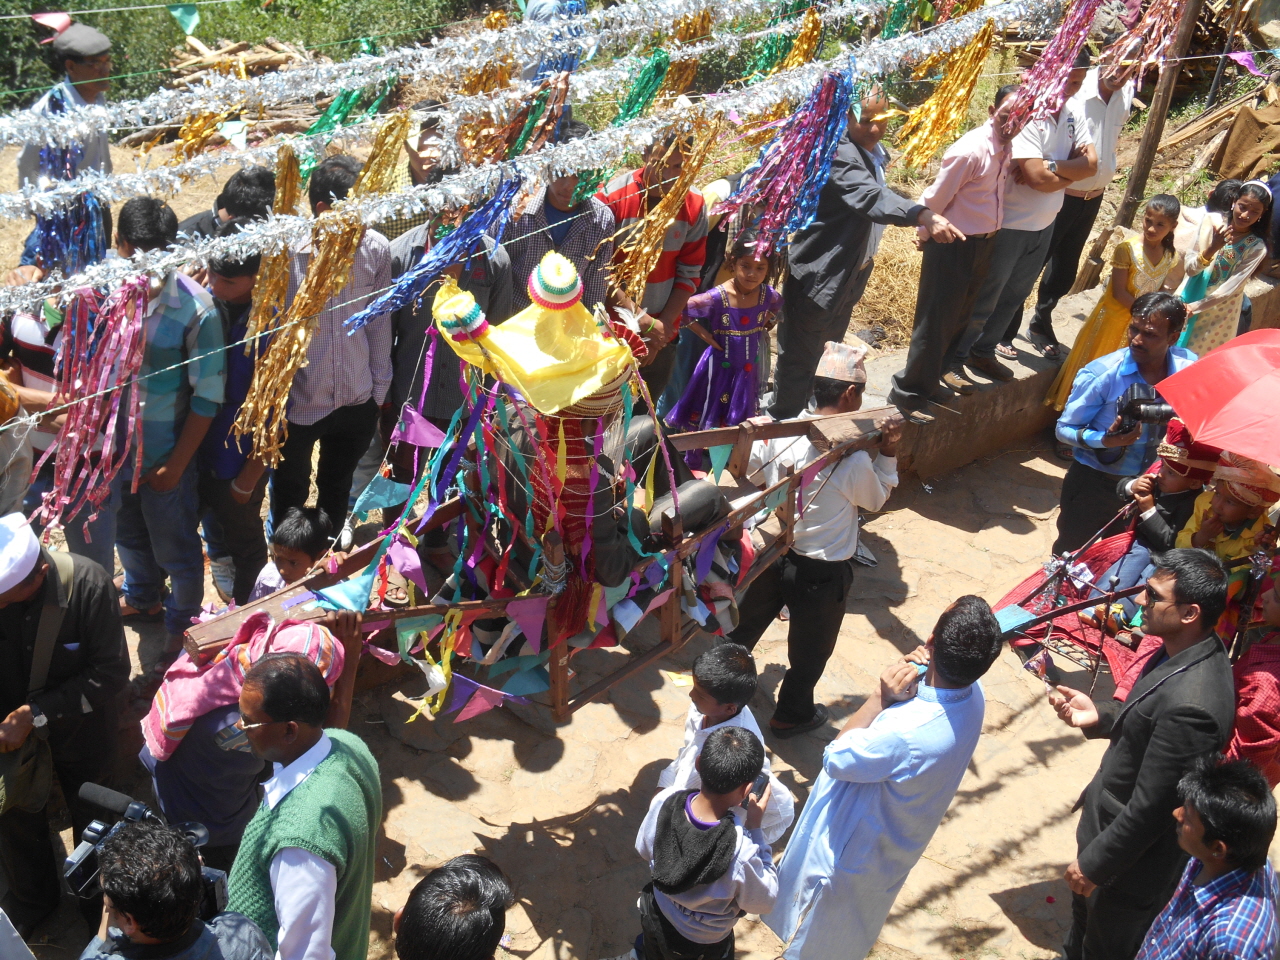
[0,0,884,222]
[0,0,1059,316]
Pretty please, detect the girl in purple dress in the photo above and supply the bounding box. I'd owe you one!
[665,232,780,456]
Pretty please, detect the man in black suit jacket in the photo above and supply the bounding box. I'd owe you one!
[770,89,964,419]
[1049,548,1236,960]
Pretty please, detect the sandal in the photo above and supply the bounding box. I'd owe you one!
[120,597,164,623]
[769,703,830,740]
[994,342,1018,360]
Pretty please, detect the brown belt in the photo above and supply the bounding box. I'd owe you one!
[1065,188,1106,200]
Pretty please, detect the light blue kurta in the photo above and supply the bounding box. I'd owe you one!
[763,681,986,960]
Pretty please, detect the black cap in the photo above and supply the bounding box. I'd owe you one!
[52,23,112,61]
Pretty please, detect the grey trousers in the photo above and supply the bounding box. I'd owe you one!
[770,260,873,420]
[950,223,1055,364]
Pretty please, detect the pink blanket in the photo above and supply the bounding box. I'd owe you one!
[142,611,344,761]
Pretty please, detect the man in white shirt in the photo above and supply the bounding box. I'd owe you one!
[728,341,902,738]
[1028,65,1136,341]
[951,49,1098,382]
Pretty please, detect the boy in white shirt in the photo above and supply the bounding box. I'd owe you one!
[657,644,795,843]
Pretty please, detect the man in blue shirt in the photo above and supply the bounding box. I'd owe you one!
[1053,291,1196,554]
[1135,755,1278,960]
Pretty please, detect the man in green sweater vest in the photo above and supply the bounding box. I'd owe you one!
[227,645,381,960]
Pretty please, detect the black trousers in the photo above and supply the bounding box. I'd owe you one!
[769,262,873,420]
[1052,460,1128,556]
[1062,878,1179,960]
[890,235,996,409]
[1028,194,1105,340]
[199,469,269,605]
[0,717,116,930]
[727,550,854,725]
[638,882,734,960]
[273,399,379,529]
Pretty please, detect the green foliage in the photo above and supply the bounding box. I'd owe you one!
[0,0,479,112]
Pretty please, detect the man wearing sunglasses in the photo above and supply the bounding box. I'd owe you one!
[1048,549,1236,960]
[11,23,115,286]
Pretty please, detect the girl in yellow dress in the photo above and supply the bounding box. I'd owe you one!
[1046,195,1183,411]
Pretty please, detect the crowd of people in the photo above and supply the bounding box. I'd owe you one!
[0,15,1279,960]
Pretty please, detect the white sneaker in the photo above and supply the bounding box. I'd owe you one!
[209,556,235,602]
[336,521,355,553]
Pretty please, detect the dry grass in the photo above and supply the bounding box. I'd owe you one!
[846,223,925,348]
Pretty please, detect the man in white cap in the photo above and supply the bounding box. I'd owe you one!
[0,513,128,935]
[10,22,114,286]
[727,341,902,738]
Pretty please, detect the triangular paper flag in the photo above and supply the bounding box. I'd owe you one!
[386,535,427,595]
[604,580,633,610]
[456,684,508,722]
[32,12,71,37]
[488,651,550,678]
[501,665,550,696]
[396,614,442,658]
[352,474,412,522]
[167,3,200,35]
[764,486,788,511]
[506,596,548,653]
[315,567,375,612]
[643,588,675,616]
[393,406,447,448]
[695,524,726,585]
[708,444,732,482]
[444,674,481,715]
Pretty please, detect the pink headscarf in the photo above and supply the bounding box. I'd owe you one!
[142,611,344,761]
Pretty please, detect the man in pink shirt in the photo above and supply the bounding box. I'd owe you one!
[888,85,1020,420]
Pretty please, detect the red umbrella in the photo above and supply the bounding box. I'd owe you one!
[1158,329,1280,466]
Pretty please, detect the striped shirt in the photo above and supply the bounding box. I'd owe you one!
[505,189,615,313]
[1136,859,1279,960]
[284,228,394,426]
[138,272,225,472]
[597,169,708,315]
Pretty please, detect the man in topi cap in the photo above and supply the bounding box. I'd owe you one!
[0,513,128,936]
[728,341,903,738]
[10,22,115,286]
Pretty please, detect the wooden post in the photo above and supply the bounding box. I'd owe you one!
[1110,0,1208,230]
[548,601,572,723]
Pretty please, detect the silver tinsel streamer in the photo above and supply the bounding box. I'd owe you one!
[0,0,1058,316]
[0,0,787,150]
[0,0,883,221]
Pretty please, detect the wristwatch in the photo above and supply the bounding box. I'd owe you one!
[27,703,47,732]
[1047,160,1059,175]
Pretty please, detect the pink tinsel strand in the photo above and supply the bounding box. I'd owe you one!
[711,71,843,259]
[1001,0,1107,136]
[31,275,150,540]
[1097,0,1180,76]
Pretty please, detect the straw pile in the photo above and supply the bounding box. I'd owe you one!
[845,224,923,348]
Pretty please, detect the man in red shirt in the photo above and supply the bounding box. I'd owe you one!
[597,134,708,398]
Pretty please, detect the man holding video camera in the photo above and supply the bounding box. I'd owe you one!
[80,820,271,960]
[0,513,129,935]
[1053,292,1196,555]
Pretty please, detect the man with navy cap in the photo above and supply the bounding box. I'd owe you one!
[0,514,128,936]
[10,22,114,286]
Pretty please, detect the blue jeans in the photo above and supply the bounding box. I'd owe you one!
[25,460,119,574]
[116,459,205,636]
[657,328,707,420]
[1100,543,1154,622]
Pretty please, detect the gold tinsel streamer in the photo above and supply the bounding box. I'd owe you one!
[168,103,244,165]
[657,10,713,100]
[608,115,723,307]
[910,0,985,79]
[233,112,411,466]
[896,18,994,169]
[242,144,301,355]
[778,7,822,72]
[461,10,516,95]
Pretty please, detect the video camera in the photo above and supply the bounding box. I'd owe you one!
[1098,383,1176,464]
[64,783,228,921]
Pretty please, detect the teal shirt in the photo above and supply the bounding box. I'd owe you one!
[227,729,381,960]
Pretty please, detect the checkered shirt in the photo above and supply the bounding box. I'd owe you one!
[504,187,615,313]
[375,159,432,242]
[1136,859,1279,960]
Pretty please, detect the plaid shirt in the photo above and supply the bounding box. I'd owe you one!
[284,228,393,426]
[138,272,225,471]
[1227,637,1280,787]
[505,188,615,313]
[375,159,432,242]
[1136,859,1279,960]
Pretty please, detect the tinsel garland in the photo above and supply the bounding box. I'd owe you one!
[0,0,880,222]
[462,10,516,94]
[32,88,108,277]
[233,113,410,466]
[168,104,243,165]
[1096,0,1179,74]
[897,18,994,168]
[508,74,572,158]
[657,10,713,99]
[880,0,916,39]
[344,176,525,333]
[1001,0,1106,135]
[780,7,824,71]
[243,144,301,353]
[31,277,149,538]
[749,0,809,78]
[0,0,1057,318]
[616,50,672,123]
[712,67,853,257]
[0,0,792,150]
[936,0,983,24]
[609,115,723,305]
